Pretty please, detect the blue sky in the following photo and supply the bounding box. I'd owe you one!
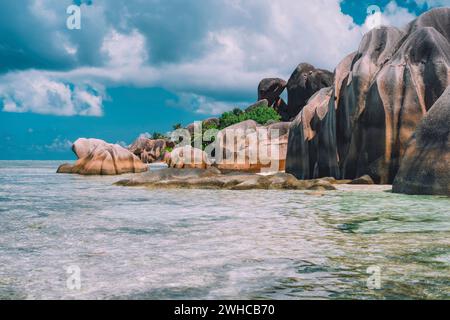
[0,0,448,160]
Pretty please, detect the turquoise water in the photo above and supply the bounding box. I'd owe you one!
[0,161,449,300]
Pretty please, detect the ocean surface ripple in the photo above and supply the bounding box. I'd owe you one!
[0,161,449,300]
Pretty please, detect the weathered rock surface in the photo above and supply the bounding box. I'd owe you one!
[216,120,289,172]
[186,117,221,136]
[286,8,450,188]
[258,78,287,106]
[115,168,337,191]
[57,138,147,175]
[286,87,336,179]
[129,137,175,163]
[393,86,450,196]
[257,78,289,120]
[406,7,450,42]
[286,63,333,120]
[166,145,210,169]
[350,175,375,185]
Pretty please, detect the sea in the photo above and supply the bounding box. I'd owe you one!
[0,161,449,299]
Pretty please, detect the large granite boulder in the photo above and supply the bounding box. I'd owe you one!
[255,78,290,121]
[258,78,287,106]
[186,117,221,136]
[355,25,450,183]
[286,63,333,120]
[166,145,210,169]
[57,138,147,175]
[393,86,450,196]
[336,26,405,182]
[286,87,336,179]
[286,8,450,184]
[406,7,450,42]
[216,120,289,172]
[129,137,175,163]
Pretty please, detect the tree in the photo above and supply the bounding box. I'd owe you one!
[172,123,183,130]
[151,132,167,140]
[218,105,281,129]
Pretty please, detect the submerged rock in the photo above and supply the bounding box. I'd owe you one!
[393,86,450,196]
[115,168,337,191]
[57,138,147,175]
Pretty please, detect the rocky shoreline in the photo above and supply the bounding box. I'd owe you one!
[114,167,374,191]
[57,8,449,197]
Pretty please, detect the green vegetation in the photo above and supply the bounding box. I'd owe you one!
[151,132,168,140]
[172,104,281,150]
[191,121,219,150]
[218,105,281,129]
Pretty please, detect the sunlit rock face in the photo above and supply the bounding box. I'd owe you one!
[393,86,450,196]
[166,145,210,169]
[286,8,450,185]
[57,138,147,175]
[215,120,290,173]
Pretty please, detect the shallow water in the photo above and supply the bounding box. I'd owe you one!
[0,161,449,300]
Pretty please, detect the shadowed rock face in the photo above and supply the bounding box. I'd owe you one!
[286,63,333,120]
[393,86,450,196]
[406,7,450,43]
[353,26,450,183]
[257,78,289,121]
[57,138,147,175]
[258,78,287,106]
[336,26,405,182]
[286,87,336,179]
[286,8,450,189]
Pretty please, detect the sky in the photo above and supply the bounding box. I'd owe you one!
[0,0,449,160]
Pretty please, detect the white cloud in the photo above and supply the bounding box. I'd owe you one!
[101,29,148,68]
[363,1,418,32]
[166,92,247,115]
[44,137,73,152]
[0,71,104,116]
[2,0,433,116]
